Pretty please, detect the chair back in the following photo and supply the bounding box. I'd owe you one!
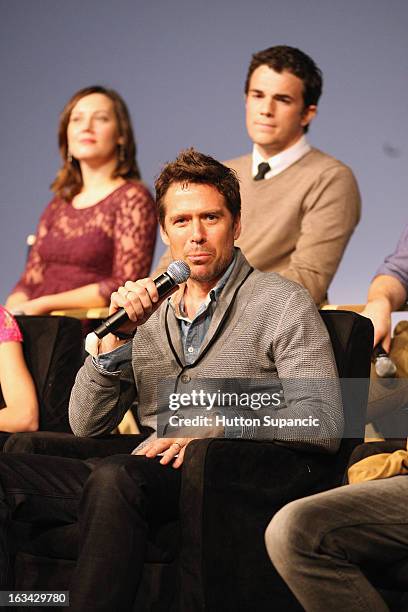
[319,309,373,476]
[320,309,373,378]
[15,315,83,432]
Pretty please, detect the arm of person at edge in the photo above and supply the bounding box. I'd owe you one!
[0,341,39,432]
[360,225,408,350]
[361,275,407,351]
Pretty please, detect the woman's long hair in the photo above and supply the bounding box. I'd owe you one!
[51,85,141,200]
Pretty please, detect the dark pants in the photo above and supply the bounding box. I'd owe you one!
[0,453,182,612]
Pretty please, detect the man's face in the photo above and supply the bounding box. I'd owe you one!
[245,65,317,158]
[160,183,241,285]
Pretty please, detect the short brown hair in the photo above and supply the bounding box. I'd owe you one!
[155,148,241,227]
[51,85,141,200]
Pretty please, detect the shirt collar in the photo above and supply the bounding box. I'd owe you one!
[170,250,237,322]
[252,134,311,180]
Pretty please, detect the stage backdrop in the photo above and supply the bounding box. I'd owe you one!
[1,0,407,305]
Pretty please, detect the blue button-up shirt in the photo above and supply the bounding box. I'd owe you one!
[170,254,236,364]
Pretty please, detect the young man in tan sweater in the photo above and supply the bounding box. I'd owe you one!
[156,45,361,306]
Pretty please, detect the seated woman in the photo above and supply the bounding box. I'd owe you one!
[6,85,157,315]
[0,306,38,432]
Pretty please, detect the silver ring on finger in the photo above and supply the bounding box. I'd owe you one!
[172,442,182,451]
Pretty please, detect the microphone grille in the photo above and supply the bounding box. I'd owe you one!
[166,260,191,284]
[375,356,397,378]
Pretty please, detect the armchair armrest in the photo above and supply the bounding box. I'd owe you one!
[178,438,342,611]
[50,307,109,319]
[321,304,408,313]
[321,304,365,313]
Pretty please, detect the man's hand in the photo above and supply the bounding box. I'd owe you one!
[109,277,178,335]
[136,438,193,469]
[361,297,392,351]
[136,425,224,469]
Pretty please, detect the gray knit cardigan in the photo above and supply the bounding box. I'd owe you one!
[69,250,343,453]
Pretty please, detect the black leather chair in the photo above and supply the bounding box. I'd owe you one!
[0,315,83,449]
[5,310,373,612]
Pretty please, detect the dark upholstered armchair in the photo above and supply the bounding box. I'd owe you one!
[0,315,83,449]
[4,310,373,611]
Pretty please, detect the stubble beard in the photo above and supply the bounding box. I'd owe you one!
[189,249,235,283]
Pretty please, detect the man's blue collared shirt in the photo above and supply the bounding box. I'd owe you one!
[95,253,237,372]
[170,254,236,364]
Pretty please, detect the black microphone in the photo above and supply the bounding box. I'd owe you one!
[373,343,397,378]
[94,261,190,339]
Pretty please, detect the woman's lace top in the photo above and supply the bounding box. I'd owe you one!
[12,182,157,302]
[0,306,23,343]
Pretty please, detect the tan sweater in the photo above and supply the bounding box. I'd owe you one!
[154,148,361,305]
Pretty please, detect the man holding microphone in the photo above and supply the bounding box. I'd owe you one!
[0,149,342,611]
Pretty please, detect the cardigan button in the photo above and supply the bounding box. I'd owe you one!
[180,374,191,383]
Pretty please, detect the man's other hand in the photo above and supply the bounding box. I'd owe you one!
[136,438,193,469]
[136,425,224,468]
